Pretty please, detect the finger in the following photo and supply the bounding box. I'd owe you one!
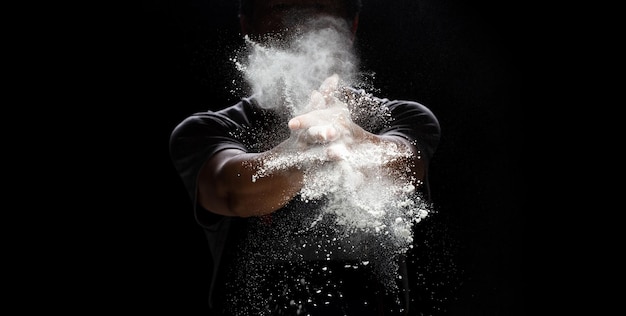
[325,95,349,109]
[307,125,338,143]
[289,106,350,131]
[288,117,302,130]
[308,90,326,110]
[318,74,339,96]
[288,112,320,130]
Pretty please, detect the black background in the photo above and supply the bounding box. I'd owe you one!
[126,0,524,314]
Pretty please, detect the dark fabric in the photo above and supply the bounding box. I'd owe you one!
[169,89,440,315]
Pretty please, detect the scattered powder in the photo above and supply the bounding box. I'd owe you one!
[222,15,439,316]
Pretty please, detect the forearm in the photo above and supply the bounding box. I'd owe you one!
[198,149,304,217]
[372,134,426,188]
[287,97,425,189]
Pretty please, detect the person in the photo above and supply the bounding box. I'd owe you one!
[169,0,441,315]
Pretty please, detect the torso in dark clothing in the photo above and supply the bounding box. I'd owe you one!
[169,88,441,315]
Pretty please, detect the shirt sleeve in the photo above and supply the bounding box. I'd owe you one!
[380,100,441,200]
[342,87,440,164]
[169,104,256,310]
[381,100,441,164]
[169,105,250,227]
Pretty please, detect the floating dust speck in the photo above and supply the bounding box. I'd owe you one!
[221,16,440,316]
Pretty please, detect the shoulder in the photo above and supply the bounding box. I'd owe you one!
[385,99,439,126]
[343,87,439,127]
[170,98,258,136]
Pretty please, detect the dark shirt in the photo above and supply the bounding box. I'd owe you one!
[169,88,440,315]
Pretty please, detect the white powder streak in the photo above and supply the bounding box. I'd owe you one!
[235,16,358,115]
[256,140,430,251]
[235,14,433,263]
[227,15,434,315]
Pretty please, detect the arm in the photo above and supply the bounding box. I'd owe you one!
[288,93,426,190]
[196,75,429,218]
[375,134,425,188]
[198,124,425,219]
[299,121,424,187]
[197,146,304,218]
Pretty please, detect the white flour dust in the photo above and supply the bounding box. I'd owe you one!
[232,16,359,115]
[255,140,429,248]
[224,15,434,316]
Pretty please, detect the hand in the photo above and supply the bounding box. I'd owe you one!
[288,74,343,144]
[286,74,370,160]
